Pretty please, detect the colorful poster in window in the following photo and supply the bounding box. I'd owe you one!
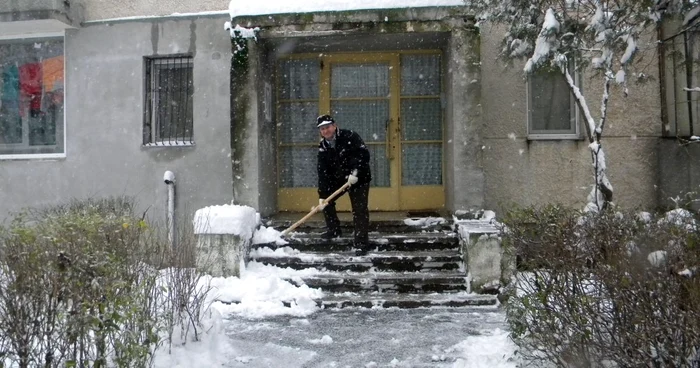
[0,39,64,154]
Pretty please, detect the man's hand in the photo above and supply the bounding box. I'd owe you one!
[347,170,358,186]
[317,198,327,210]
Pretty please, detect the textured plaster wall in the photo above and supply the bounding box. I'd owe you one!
[479,23,662,212]
[232,40,262,213]
[658,141,700,210]
[0,16,233,224]
[445,26,485,212]
[82,0,228,21]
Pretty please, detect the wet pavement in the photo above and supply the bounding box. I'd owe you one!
[223,306,510,368]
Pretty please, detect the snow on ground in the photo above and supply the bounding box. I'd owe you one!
[155,260,517,368]
[160,206,516,367]
[451,328,518,368]
[223,307,517,367]
[207,269,324,319]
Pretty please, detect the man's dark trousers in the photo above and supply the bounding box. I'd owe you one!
[322,183,370,246]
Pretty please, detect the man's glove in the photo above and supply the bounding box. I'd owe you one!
[317,198,327,210]
[347,170,358,186]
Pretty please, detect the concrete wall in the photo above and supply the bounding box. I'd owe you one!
[658,140,700,210]
[0,0,84,33]
[479,24,662,212]
[0,15,234,225]
[445,26,485,213]
[81,0,228,22]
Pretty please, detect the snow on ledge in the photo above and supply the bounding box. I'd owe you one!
[193,204,258,237]
[228,0,465,18]
[403,217,446,227]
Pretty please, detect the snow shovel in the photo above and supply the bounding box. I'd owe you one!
[280,182,351,237]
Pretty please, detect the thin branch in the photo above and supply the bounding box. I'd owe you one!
[597,73,613,138]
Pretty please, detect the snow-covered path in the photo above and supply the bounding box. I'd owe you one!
[222,307,516,367]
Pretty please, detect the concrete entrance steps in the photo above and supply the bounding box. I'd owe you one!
[252,214,498,309]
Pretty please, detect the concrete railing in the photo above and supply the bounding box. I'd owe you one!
[193,205,258,278]
[456,219,514,294]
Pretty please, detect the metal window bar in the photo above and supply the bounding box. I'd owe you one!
[144,56,194,146]
[662,22,700,138]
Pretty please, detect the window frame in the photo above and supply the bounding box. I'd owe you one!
[526,64,582,140]
[0,32,66,160]
[143,54,195,147]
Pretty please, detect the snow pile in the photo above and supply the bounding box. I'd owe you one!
[153,306,228,368]
[636,211,653,223]
[208,270,323,319]
[308,335,333,344]
[228,0,464,18]
[647,250,667,268]
[657,208,697,230]
[252,225,288,245]
[481,210,496,221]
[151,258,326,366]
[193,204,258,236]
[404,217,446,227]
[451,328,518,367]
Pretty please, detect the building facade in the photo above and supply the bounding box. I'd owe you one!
[0,0,694,225]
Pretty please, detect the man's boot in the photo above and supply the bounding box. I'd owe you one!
[354,242,371,256]
[321,228,342,240]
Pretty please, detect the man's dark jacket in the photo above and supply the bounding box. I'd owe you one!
[317,128,372,198]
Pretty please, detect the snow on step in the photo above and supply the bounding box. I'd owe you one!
[299,272,468,293]
[254,231,460,252]
[250,249,463,273]
[317,292,498,309]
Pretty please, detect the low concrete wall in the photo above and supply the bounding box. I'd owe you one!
[196,234,250,277]
[456,219,509,294]
[193,204,258,277]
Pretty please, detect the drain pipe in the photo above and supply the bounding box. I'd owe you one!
[163,170,176,250]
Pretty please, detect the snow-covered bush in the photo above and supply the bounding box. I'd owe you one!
[500,205,700,367]
[0,197,212,368]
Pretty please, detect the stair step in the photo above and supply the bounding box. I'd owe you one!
[295,272,468,293]
[250,250,463,272]
[317,293,498,309]
[265,218,452,234]
[257,232,459,252]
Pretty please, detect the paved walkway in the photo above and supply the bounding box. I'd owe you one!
[223,306,512,367]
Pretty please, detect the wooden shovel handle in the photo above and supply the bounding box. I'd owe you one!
[280,182,351,236]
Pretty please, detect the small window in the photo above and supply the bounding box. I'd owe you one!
[527,66,580,139]
[144,56,194,146]
[0,37,65,158]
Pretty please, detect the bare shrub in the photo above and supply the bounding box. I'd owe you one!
[502,205,700,367]
[0,197,214,367]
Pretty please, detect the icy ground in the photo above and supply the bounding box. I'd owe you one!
[222,307,516,367]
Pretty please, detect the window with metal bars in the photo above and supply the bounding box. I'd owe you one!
[144,55,194,145]
[662,21,700,138]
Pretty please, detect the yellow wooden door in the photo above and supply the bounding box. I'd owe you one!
[277,52,444,212]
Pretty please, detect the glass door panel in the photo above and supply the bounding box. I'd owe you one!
[277,52,444,212]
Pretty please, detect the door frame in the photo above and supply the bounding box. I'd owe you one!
[276,51,445,212]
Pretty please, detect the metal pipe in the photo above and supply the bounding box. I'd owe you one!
[163,170,177,250]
